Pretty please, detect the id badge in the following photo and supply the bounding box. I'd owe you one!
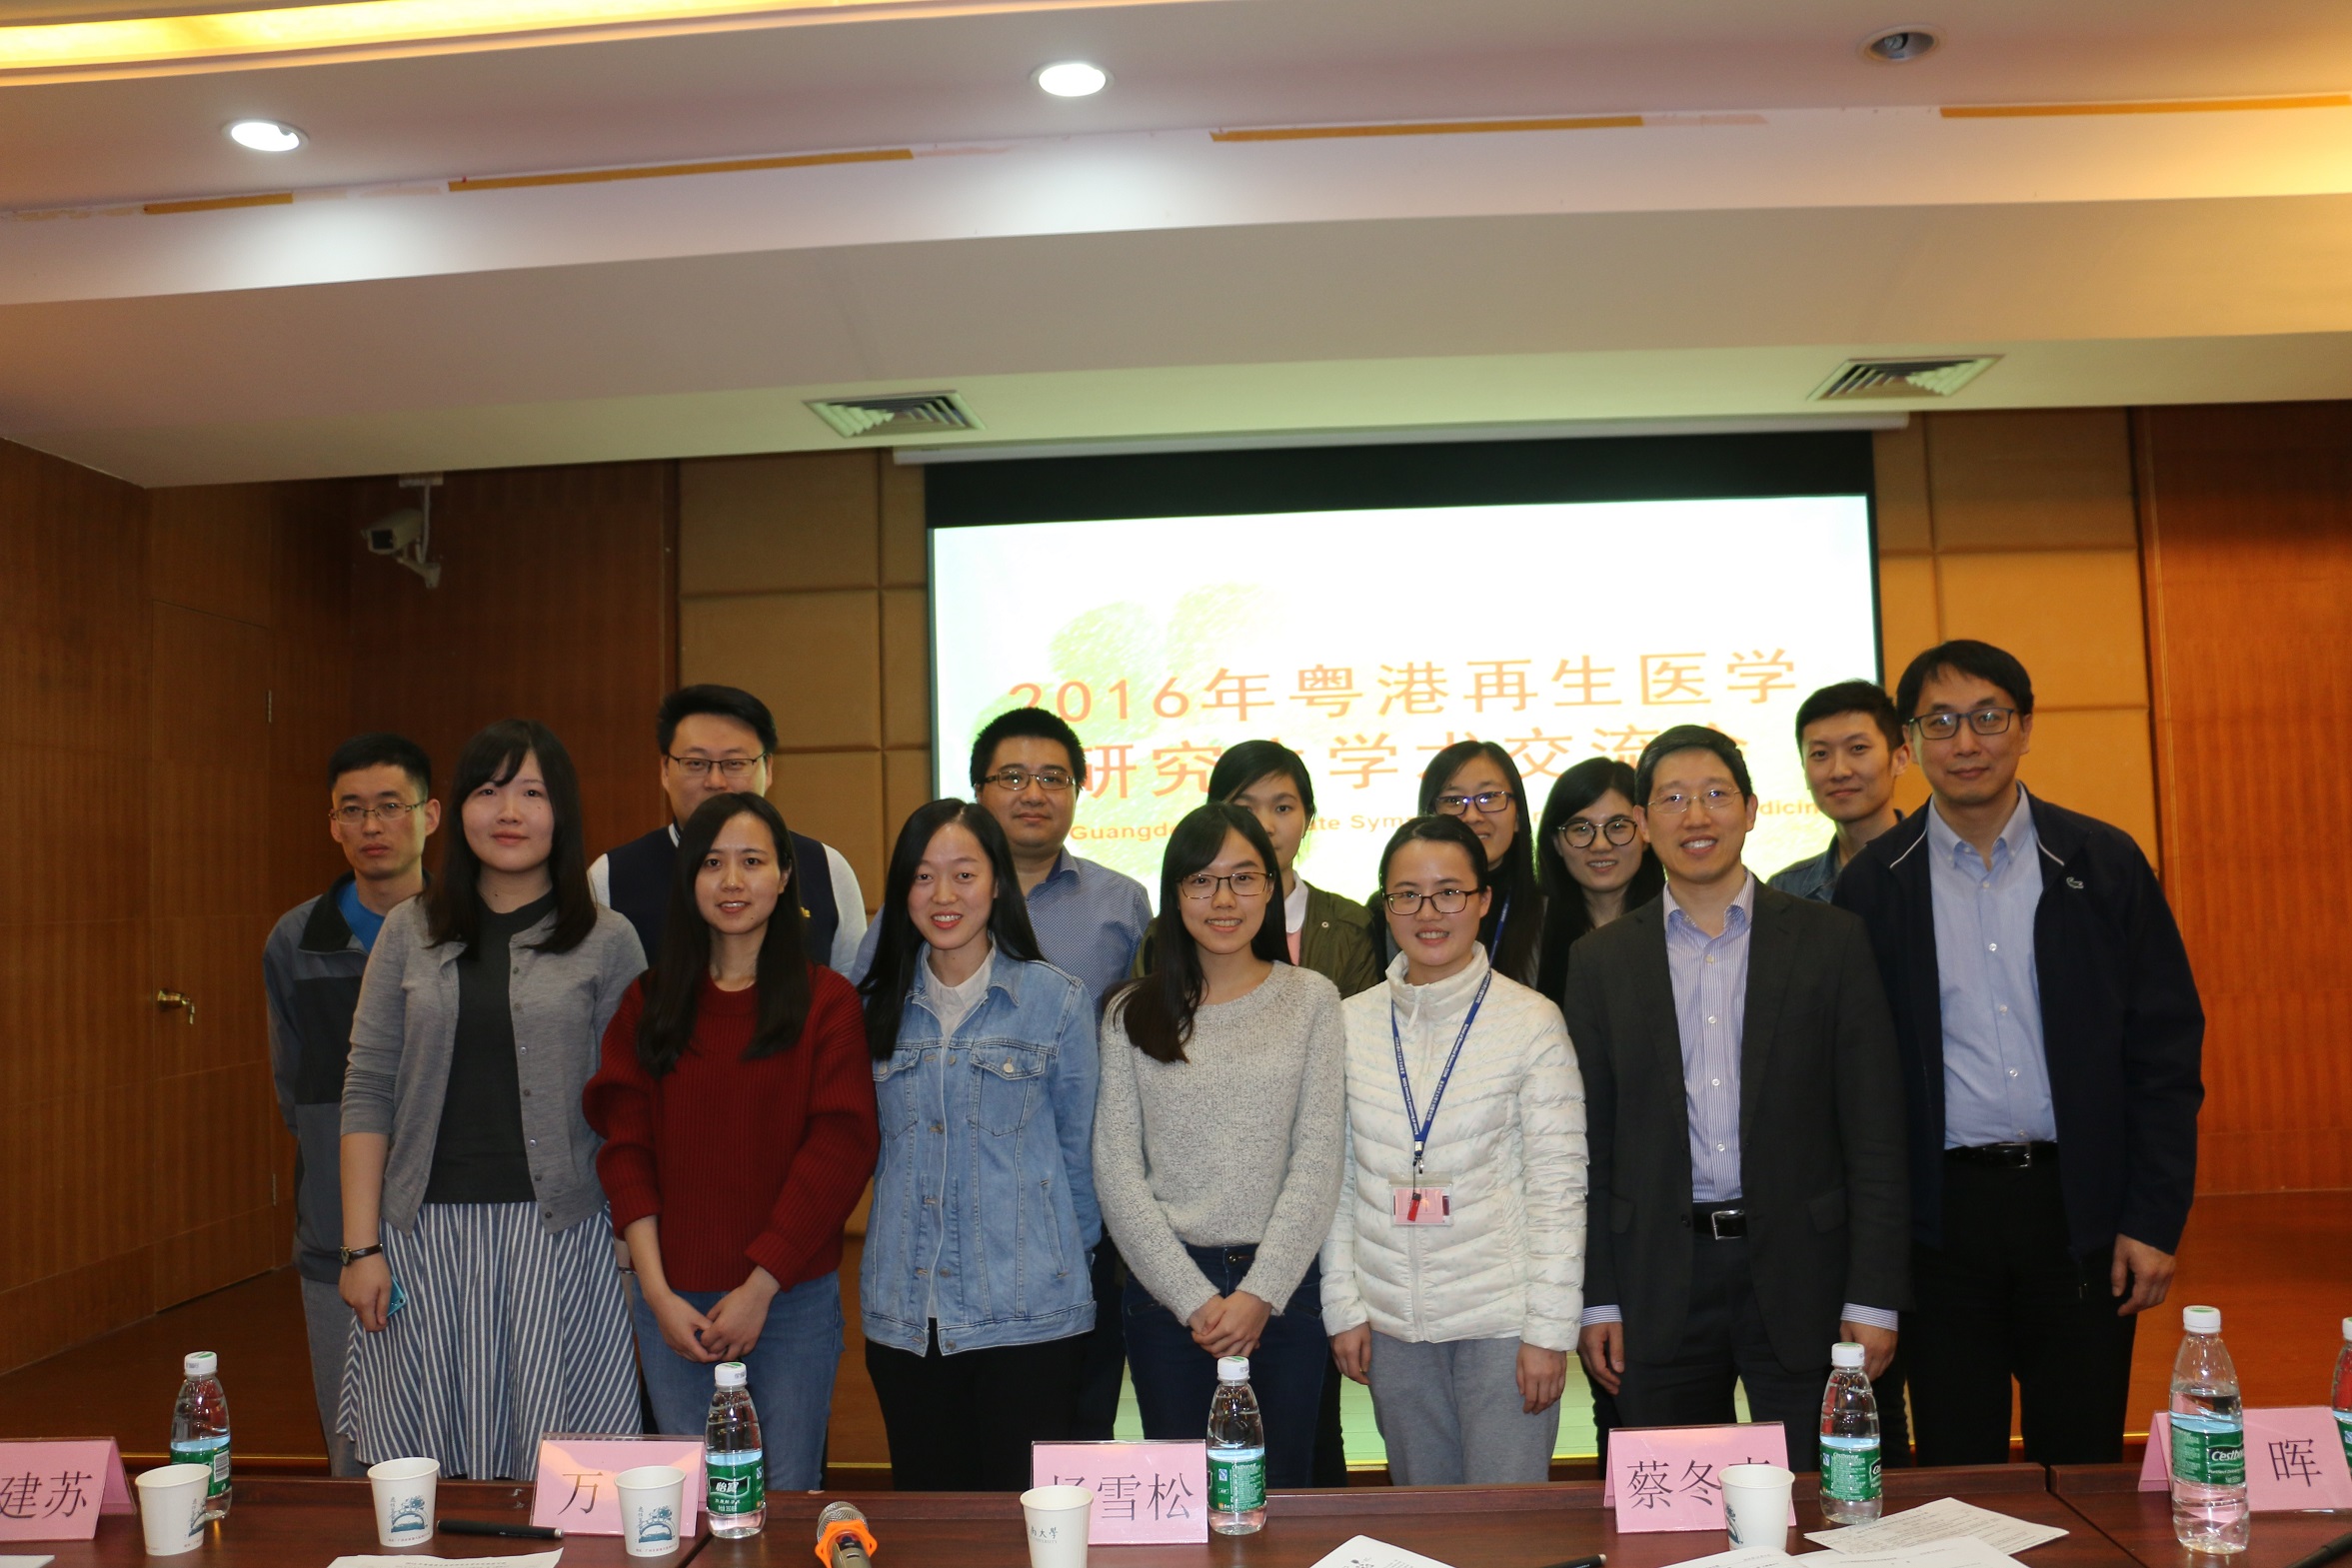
[1391,1179,1453,1226]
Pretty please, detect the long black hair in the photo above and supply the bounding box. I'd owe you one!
[423,719,598,955]
[1416,739,1541,982]
[636,791,813,1076]
[1207,739,1316,820]
[1534,757,1665,1001]
[860,799,1042,1059]
[1112,803,1289,1064]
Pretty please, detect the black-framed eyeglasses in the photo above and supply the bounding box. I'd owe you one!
[1380,887,1474,915]
[1561,815,1638,848]
[1178,869,1270,901]
[667,754,766,780]
[330,801,428,826]
[1648,787,1742,816]
[1434,790,1513,817]
[983,767,1076,793]
[1907,708,2019,742]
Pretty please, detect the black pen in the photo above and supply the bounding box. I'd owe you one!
[1533,1555,1606,1568]
[439,1519,566,1541]
[2277,1530,2352,1568]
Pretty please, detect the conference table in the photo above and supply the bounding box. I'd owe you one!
[33,1464,2344,1568]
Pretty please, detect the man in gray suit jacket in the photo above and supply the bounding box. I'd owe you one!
[1563,726,1909,1470]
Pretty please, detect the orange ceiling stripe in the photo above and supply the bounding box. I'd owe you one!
[1941,93,2351,119]
[449,146,913,190]
[143,192,297,214]
[1213,115,1643,143]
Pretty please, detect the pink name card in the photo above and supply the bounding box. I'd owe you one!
[0,1439,134,1541]
[530,1435,705,1536]
[2139,1408,2352,1511]
[1606,1423,1794,1534]
[1032,1440,1209,1545]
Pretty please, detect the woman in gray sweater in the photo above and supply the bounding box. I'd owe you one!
[338,721,647,1480]
[1095,803,1345,1489]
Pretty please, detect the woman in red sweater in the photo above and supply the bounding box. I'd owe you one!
[585,791,879,1485]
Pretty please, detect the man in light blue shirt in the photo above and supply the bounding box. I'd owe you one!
[1925,789,2058,1146]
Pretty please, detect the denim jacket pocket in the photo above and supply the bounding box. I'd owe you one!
[872,1047,924,1135]
[971,1041,1049,1136]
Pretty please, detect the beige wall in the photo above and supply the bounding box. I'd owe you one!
[1872,409,2158,865]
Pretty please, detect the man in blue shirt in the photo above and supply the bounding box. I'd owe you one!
[1836,641,2204,1467]
[1769,680,1911,903]
[263,734,439,1475]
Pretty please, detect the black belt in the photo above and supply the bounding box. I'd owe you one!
[1946,1141,2059,1168]
[1691,1203,1747,1239]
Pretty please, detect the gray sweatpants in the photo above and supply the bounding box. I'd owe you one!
[1366,1331,1559,1486]
[300,1275,365,1477]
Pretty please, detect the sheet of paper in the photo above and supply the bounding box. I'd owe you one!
[1304,1537,1458,1568]
[2139,1408,2352,1510]
[1805,1497,2067,1555]
[1828,1534,2026,1568]
[328,1554,562,1568]
[1655,1547,1794,1568]
[0,1555,58,1567]
[1031,1439,1209,1544]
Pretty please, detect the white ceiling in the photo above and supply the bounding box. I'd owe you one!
[4,0,2350,484]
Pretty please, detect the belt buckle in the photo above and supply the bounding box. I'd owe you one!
[2000,1142,2035,1168]
[1709,1208,1745,1240]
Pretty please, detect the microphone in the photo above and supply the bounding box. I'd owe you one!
[816,1500,879,1567]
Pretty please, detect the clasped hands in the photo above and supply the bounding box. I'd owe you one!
[644,1267,782,1363]
[1188,1291,1273,1359]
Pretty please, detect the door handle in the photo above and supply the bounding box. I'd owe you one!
[155,989,197,1026]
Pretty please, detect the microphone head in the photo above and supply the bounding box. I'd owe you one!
[816,1500,869,1537]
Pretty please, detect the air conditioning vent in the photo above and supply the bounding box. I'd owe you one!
[806,391,982,439]
[1810,356,2000,402]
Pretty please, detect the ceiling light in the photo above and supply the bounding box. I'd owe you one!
[226,119,304,151]
[1035,61,1109,98]
[1860,26,1940,63]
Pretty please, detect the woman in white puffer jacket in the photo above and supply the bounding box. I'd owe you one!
[1320,814,1588,1485]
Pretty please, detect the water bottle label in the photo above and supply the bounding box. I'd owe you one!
[2171,1414,2245,1486]
[707,1448,764,1516]
[2334,1409,2351,1468]
[171,1435,231,1497]
[1820,1435,1882,1501]
[1208,1449,1265,1513]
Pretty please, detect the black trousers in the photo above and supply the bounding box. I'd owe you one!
[866,1324,1087,1491]
[1614,1230,1830,1472]
[1072,1239,1128,1440]
[1906,1153,2137,1467]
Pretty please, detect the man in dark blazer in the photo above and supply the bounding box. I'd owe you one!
[1835,641,2203,1467]
[1565,725,1909,1470]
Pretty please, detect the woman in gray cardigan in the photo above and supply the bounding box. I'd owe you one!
[338,721,647,1480]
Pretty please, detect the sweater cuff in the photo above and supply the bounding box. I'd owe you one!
[1840,1303,1899,1331]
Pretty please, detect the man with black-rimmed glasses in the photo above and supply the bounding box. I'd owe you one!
[1835,640,2205,1467]
[265,733,441,1475]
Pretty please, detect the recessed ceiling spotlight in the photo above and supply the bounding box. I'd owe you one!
[1035,61,1110,98]
[226,119,305,152]
[1860,26,1940,63]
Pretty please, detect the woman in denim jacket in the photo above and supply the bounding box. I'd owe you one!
[856,798,1102,1491]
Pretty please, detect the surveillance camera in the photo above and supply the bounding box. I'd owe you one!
[364,508,425,557]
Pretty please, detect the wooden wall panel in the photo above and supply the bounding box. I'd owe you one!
[2139,401,2352,1193]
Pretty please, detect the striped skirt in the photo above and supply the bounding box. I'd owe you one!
[339,1202,640,1480]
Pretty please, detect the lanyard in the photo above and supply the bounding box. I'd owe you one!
[1389,971,1491,1178]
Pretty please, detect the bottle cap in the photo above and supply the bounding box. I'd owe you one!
[183,1351,217,1378]
[2182,1305,2221,1334]
[1832,1341,1865,1369]
[1216,1355,1249,1383]
[2342,1316,2351,1342]
[715,1361,747,1388]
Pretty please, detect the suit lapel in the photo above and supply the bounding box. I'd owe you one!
[1739,884,1794,1151]
[1629,898,1686,1120]
[1889,816,1945,1129]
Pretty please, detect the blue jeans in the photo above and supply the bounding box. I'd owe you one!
[630,1271,843,1491]
[1123,1243,1326,1490]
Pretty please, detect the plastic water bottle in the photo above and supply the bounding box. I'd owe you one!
[1819,1341,1884,1524]
[1207,1355,1266,1536]
[2331,1317,2352,1471]
[2170,1305,2249,1555]
[168,1351,233,1520]
[704,1361,764,1538]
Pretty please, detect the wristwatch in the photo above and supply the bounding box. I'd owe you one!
[339,1243,384,1266]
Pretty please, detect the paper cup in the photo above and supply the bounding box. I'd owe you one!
[135,1463,211,1556]
[1020,1484,1095,1568]
[1721,1462,1795,1552]
[368,1457,439,1548]
[615,1464,688,1558]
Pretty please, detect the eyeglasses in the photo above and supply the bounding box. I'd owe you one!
[1562,815,1638,848]
[1648,787,1743,816]
[330,801,427,826]
[1907,707,2019,742]
[667,755,765,779]
[1177,869,1269,901]
[983,767,1076,793]
[1380,887,1474,915]
[1434,790,1513,817]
